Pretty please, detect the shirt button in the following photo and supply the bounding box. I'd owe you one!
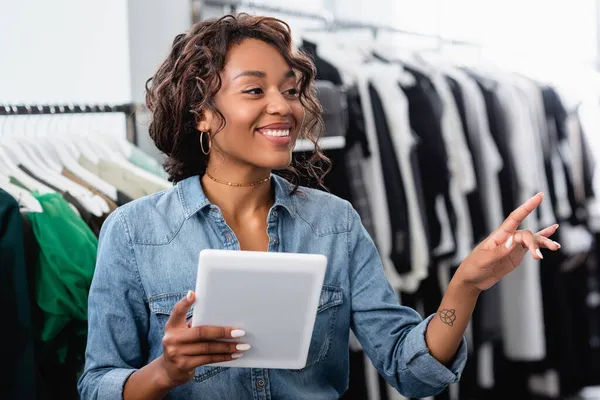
[257,379,265,388]
[273,237,279,245]
[272,210,278,217]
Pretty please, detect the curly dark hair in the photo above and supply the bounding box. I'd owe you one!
[145,13,331,191]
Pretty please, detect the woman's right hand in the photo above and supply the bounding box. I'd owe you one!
[158,290,249,387]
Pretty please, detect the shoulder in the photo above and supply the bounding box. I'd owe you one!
[106,185,184,246]
[291,185,355,236]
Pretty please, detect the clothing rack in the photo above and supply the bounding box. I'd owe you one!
[0,103,139,145]
[202,0,479,47]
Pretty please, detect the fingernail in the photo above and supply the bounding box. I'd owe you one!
[535,248,544,259]
[232,353,244,359]
[505,236,513,249]
[538,192,544,198]
[236,344,251,351]
[231,329,246,338]
[553,241,561,249]
[554,224,560,229]
[186,290,193,301]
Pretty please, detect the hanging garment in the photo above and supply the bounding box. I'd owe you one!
[369,66,430,293]
[61,168,118,213]
[1,189,36,400]
[345,84,378,243]
[400,67,455,259]
[368,82,412,276]
[18,165,108,236]
[490,74,547,361]
[541,86,574,222]
[26,193,97,364]
[128,146,169,180]
[316,80,348,137]
[300,39,344,85]
[79,156,169,199]
[425,66,475,268]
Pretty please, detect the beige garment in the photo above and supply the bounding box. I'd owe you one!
[79,156,163,199]
[61,167,118,212]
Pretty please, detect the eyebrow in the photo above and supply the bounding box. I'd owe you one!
[233,70,296,80]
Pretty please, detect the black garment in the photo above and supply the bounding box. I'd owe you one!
[340,350,370,400]
[399,68,451,255]
[316,80,348,137]
[540,86,584,225]
[1,190,36,400]
[344,83,378,243]
[368,83,411,274]
[292,148,353,204]
[116,190,133,206]
[299,39,343,85]
[18,165,107,236]
[446,76,487,243]
[468,73,520,215]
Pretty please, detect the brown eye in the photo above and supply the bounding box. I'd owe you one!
[243,88,263,95]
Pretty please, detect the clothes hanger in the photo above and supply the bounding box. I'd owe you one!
[9,105,86,196]
[0,173,43,213]
[0,107,54,194]
[46,108,117,202]
[39,108,107,216]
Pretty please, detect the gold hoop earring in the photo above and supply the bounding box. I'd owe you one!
[200,131,211,155]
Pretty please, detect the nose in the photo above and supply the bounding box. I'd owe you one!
[266,91,293,116]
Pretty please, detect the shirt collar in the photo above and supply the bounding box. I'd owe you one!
[177,174,296,219]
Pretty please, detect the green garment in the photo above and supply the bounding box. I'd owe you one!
[10,175,28,190]
[128,146,169,180]
[1,189,36,399]
[26,193,98,363]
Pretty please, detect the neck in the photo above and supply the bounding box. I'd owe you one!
[201,167,273,221]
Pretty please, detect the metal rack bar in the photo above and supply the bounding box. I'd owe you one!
[0,103,139,144]
[202,0,479,47]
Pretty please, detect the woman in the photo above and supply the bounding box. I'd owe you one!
[78,14,560,400]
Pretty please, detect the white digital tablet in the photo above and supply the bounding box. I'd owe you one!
[192,249,328,369]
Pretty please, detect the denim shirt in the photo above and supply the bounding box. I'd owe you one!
[78,174,467,399]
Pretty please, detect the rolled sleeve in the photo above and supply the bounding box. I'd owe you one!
[348,203,468,397]
[402,314,468,388]
[97,368,137,400]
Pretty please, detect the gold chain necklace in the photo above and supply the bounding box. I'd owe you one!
[205,171,271,187]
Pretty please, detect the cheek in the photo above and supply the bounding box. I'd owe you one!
[293,103,305,132]
[215,102,263,140]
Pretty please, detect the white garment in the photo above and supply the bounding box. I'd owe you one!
[352,68,399,288]
[369,64,430,293]
[492,76,547,361]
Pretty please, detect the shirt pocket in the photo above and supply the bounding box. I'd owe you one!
[295,285,344,371]
[148,292,228,383]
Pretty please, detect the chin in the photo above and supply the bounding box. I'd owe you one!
[259,155,293,171]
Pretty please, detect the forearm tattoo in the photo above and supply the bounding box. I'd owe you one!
[438,309,457,327]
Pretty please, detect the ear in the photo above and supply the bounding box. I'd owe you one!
[196,108,215,133]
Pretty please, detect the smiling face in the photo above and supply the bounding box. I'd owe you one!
[198,38,305,175]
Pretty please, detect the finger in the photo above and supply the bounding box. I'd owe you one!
[166,290,195,330]
[180,326,246,343]
[536,224,559,238]
[498,192,544,234]
[181,341,251,356]
[190,353,245,367]
[536,235,561,251]
[513,230,544,259]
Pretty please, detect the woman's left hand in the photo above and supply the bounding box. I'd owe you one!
[455,192,561,293]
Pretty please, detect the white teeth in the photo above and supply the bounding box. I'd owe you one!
[261,129,290,137]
